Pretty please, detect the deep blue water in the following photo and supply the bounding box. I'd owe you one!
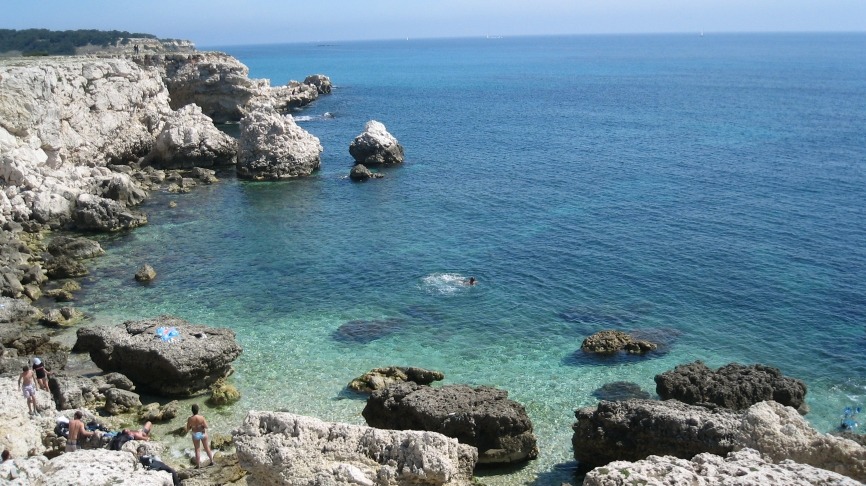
[76,34,866,484]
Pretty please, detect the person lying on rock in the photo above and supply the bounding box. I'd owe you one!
[136,445,180,486]
[126,421,153,441]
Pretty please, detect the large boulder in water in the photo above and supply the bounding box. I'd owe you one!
[363,382,538,464]
[572,399,742,469]
[349,120,404,166]
[74,315,242,396]
[654,361,807,411]
[233,411,477,486]
[237,103,322,180]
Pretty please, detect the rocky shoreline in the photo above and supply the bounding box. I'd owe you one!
[1,42,864,485]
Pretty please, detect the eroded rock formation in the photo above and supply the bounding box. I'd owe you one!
[233,411,478,486]
[349,120,405,166]
[237,103,322,180]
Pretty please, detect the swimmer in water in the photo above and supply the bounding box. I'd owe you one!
[465,277,476,286]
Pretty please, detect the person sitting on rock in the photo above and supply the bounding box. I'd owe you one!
[0,449,19,480]
[136,445,180,486]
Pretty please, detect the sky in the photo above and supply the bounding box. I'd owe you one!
[4,0,865,47]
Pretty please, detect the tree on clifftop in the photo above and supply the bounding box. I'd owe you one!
[0,28,157,56]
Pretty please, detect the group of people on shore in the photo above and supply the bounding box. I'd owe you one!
[10,357,216,484]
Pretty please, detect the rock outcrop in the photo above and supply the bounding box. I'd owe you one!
[237,103,322,180]
[581,329,658,354]
[583,448,863,486]
[0,57,169,227]
[46,235,105,260]
[38,449,174,485]
[349,163,384,181]
[348,366,445,394]
[74,315,242,396]
[573,399,866,483]
[304,74,332,94]
[234,411,478,486]
[363,382,538,464]
[572,399,741,469]
[655,361,807,411]
[735,401,866,483]
[138,52,331,123]
[72,193,148,232]
[349,120,405,166]
[144,103,237,168]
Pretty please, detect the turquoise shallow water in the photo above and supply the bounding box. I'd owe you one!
[73,34,866,484]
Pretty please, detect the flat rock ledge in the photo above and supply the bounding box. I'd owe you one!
[363,382,538,464]
[584,448,863,486]
[74,315,242,396]
[233,411,478,486]
[655,361,808,411]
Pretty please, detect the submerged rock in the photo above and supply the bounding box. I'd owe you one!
[234,410,477,485]
[363,382,538,464]
[349,163,384,181]
[655,361,807,411]
[581,329,658,354]
[349,120,405,166]
[74,315,242,396]
[332,317,405,344]
[135,264,157,282]
[348,366,445,394]
[591,381,652,402]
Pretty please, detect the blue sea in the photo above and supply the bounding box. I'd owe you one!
[74,34,866,484]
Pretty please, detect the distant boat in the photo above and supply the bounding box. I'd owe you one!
[700,31,704,37]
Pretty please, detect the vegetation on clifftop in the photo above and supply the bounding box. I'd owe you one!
[0,29,157,56]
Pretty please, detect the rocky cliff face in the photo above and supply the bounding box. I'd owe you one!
[135,52,329,123]
[0,56,237,228]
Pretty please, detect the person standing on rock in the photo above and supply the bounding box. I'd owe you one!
[184,404,214,468]
[67,411,97,452]
[32,357,49,391]
[17,365,38,416]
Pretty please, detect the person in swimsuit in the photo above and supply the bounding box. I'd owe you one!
[32,357,49,391]
[67,411,97,452]
[17,365,38,416]
[126,421,153,441]
[184,404,214,468]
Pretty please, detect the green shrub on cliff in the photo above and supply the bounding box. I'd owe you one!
[0,28,157,56]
